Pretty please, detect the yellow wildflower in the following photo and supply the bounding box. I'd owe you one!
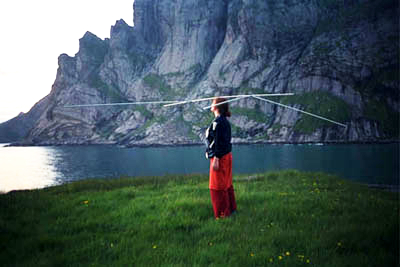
[250,253,255,257]
[278,255,283,260]
[153,245,157,249]
[306,259,310,263]
[83,200,89,205]
[285,251,290,256]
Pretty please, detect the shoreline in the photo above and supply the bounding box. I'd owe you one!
[4,139,400,148]
[1,173,399,195]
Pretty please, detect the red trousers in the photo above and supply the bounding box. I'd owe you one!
[209,153,232,190]
[210,186,237,218]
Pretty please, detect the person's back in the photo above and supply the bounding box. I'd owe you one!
[214,115,232,158]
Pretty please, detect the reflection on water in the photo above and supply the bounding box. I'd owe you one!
[0,146,62,193]
[0,143,398,193]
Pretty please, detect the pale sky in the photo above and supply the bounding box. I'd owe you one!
[0,1,134,123]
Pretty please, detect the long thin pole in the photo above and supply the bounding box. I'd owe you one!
[162,93,294,107]
[202,95,249,110]
[64,100,179,108]
[63,93,295,108]
[62,93,346,127]
[252,96,347,128]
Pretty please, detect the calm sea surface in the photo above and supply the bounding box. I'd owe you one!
[0,143,398,192]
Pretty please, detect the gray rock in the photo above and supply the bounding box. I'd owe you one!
[2,0,398,145]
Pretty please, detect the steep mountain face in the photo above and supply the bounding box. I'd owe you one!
[0,96,50,143]
[4,0,399,145]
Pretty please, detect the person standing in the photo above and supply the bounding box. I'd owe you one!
[205,97,237,219]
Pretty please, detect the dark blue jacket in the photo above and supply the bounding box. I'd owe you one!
[206,115,232,158]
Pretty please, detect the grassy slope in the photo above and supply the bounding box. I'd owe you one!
[0,170,398,266]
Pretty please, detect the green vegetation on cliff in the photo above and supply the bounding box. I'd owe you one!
[143,73,171,92]
[1,170,398,266]
[364,98,400,138]
[281,91,352,134]
[89,75,126,103]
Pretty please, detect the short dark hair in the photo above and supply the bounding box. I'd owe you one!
[213,97,231,117]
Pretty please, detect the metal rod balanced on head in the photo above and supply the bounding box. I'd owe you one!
[63,93,295,108]
[162,93,294,107]
[202,96,250,110]
[61,92,346,128]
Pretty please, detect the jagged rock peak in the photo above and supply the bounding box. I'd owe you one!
[57,53,76,76]
[78,31,107,52]
[76,31,109,64]
[79,31,104,44]
[58,53,74,63]
[110,19,135,51]
[111,19,131,35]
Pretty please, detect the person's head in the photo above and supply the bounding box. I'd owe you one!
[211,97,231,117]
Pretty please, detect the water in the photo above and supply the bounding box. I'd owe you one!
[0,143,398,192]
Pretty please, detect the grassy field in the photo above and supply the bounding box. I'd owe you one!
[0,170,398,266]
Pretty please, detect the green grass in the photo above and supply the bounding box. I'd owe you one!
[0,170,398,266]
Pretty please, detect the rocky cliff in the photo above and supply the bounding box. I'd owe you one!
[3,0,399,145]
